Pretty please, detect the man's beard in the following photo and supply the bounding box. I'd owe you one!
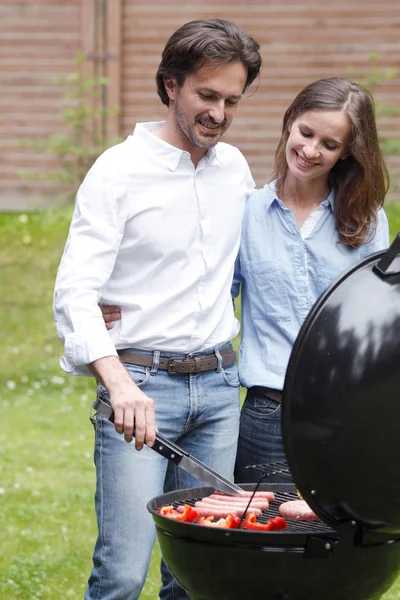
[175,104,227,150]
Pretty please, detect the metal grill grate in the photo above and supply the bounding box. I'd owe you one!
[245,460,293,481]
[168,484,336,534]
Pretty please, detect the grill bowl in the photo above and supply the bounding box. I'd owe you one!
[148,483,400,600]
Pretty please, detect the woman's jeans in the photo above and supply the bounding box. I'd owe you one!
[234,387,291,485]
[84,346,240,600]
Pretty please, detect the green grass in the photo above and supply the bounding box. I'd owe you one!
[1,204,400,599]
[0,208,162,599]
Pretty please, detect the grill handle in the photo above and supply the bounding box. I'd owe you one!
[373,232,400,278]
[93,396,188,465]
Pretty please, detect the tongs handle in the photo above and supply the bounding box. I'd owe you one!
[93,397,188,465]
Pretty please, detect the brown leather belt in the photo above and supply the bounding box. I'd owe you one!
[248,386,283,404]
[118,346,236,374]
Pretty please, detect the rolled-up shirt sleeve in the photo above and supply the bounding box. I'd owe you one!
[53,163,127,376]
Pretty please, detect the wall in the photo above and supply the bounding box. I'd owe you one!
[0,0,82,209]
[1,0,399,209]
[121,0,400,194]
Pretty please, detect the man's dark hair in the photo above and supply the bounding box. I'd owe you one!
[156,19,262,106]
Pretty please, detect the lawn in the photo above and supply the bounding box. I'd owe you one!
[1,204,400,599]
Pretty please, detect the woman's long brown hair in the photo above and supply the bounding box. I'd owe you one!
[272,77,389,247]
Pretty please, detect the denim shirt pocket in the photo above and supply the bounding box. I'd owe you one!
[242,258,291,323]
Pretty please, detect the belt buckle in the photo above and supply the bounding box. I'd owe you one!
[167,356,184,375]
[168,356,200,374]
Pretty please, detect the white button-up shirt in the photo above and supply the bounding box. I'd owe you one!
[54,122,255,375]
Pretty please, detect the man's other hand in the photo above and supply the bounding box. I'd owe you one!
[100,305,121,330]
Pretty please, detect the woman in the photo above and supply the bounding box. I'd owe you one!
[233,77,389,483]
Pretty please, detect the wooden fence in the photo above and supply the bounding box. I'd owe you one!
[1,0,399,209]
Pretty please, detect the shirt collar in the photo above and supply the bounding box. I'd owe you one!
[321,188,335,211]
[204,144,221,166]
[268,178,335,211]
[132,121,222,171]
[266,179,280,208]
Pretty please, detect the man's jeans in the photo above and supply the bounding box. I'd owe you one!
[84,346,240,600]
[234,388,291,485]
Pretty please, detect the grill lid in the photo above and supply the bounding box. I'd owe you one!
[282,234,400,534]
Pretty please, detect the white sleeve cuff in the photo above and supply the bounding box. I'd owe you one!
[60,330,118,376]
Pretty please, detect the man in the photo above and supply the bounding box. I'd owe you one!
[54,18,261,600]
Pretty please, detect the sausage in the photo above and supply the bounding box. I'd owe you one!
[212,491,275,501]
[194,501,262,517]
[278,500,319,521]
[196,499,266,512]
[233,491,276,501]
[201,496,269,510]
[193,506,242,518]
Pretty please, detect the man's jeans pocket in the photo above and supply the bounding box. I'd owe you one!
[121,363,151,388]
[221,363,240,388]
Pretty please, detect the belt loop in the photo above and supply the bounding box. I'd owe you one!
[214,348,223,373]
[150,351,160,375]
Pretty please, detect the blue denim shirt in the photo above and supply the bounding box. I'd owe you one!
[232,180,390,391]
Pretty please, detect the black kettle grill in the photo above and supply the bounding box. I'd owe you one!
[147,234,400,600]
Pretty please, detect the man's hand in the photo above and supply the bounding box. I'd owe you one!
[100,305,121,330]
[109,381,156,450]
[89,356,156,450]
